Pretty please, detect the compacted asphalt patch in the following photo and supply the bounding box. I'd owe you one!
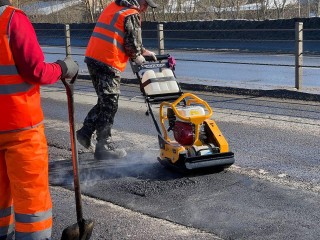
[49,152,320,240]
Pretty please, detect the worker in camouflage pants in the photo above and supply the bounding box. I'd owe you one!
[82,62,121,156]
[77,0,157,160]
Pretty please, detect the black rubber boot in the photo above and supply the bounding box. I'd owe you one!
[94,126,126,160]
[76,126,94,149]
[94,140,127,160]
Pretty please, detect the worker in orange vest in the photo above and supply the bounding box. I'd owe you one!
[0,0,78,239]
[77,0,157,160]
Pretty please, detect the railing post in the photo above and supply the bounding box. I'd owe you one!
[157,23,164,55]
[64,24,71,57]
[295,21,303,90]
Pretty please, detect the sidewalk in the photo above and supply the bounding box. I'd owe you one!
[79,69,320,102]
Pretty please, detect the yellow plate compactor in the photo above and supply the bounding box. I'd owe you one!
[130,54,235,172]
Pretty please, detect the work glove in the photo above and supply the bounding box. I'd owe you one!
[134,55,146,65]
[142,49,157,61]
[56,56,79,79]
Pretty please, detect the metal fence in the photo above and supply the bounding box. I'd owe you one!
[38,22,320,91]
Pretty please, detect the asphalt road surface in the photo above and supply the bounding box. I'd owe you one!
[42,80,320,240]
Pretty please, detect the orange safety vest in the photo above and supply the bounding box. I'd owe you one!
[85,2,139,72]
[0,6,43,133]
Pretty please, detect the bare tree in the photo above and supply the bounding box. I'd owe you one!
[257,0,270,20]
[13,0,20,8]
[316,0,320,16]
[186,0,197,20]
[307,0,311,17]
[273,0,287,18]
[84,0,94,22]
[226,0,246,19]
[213,0,224,19]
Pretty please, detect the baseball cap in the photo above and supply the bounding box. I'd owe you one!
[146,0,157,8]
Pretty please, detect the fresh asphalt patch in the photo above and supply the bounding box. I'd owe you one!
[49,152,320,240]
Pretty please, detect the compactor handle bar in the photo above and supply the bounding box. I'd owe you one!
[130,53,175,74]
[144,54,170,62]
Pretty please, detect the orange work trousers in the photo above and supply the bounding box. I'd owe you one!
[0,124,52,240]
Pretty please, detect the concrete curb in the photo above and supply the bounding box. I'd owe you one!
[79,74,320,102]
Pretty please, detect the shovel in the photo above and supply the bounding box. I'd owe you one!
[61,74,94,240]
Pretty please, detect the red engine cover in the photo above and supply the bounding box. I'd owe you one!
[173,121,194,145]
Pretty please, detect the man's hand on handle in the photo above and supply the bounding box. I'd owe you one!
[57,56,79,79]
[142,49,157,61]
[133,55,146,65]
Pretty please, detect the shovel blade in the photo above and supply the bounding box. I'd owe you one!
[61,219,94,240]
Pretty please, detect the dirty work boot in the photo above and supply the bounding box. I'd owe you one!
[94,140,126,160]
[76,127,94,149]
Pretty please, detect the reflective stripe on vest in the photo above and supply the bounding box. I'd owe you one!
[0,65,18,75]
[0,6,44,133]
[0,6,33,94]
[91,32,125,53]
[85,2,138,72]
[92,7,129,54]
[0,82,33,94]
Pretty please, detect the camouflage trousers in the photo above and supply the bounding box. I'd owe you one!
[82,63,121,141]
